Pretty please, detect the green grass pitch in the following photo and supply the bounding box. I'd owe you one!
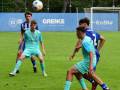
[0,31,120,90]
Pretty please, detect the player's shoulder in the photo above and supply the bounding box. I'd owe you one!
[21,21,27,25]
[35,30,41,34]
[83,36,93,47]
[25,29,30,33]
[83,36,91,43]
[35,29,40,32]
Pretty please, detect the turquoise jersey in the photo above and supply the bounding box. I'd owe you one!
[82,36,96,64]
[24,29,43,50]
[75,36,96,74]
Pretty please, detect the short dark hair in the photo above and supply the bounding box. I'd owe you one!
[76,26,86,33]
[24,11,32,17]
[31,20,37,25]
[79,17,90,25]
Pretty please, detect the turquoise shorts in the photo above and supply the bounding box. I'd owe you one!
[22,48,42,58]
[75,58,96,74]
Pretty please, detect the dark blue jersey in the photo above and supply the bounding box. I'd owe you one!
[85,28,100,49]
[85,28,101,67]
[21,21,38,33]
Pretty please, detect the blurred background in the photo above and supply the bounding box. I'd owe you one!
[0,0,120,12]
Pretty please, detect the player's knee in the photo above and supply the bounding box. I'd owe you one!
[18,57,23,60]
[18,55,24,60]
[89,71,95,77]
[31,56,36,61]
[17,51,22,58]
[67,69,73,74]
[39,59,44,63]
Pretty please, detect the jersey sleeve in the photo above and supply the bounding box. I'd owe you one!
[83,41,92,53]
[21,23,25,34]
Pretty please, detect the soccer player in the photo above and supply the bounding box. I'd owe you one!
[9,20,47,77]
[64,26,110,90]
[78,18,106,90]
[16,11,38,73]
[70,18,106,90]
[79,18,105,66]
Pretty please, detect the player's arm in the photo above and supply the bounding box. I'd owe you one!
[40,42,46,56]
[39,33,46,56]
[83,41,93,75]
[19,31,24,43]
[98,35,106,51]
[89,51,94,75]
[19,24,24,44]
[69,39,81,60]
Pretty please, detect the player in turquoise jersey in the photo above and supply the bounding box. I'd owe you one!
[16,11,38,73]
[74,18,107,90]
[64,26,110,90]
[9,20,47,77]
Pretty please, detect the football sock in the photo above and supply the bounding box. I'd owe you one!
[64,80,71,90]
[13,60,22,73]
[16,51,22,63]
[31,59,36,67]
[79,78,87,90]
[40,62,45,73]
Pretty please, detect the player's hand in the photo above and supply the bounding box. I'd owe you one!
[88,66,94,77]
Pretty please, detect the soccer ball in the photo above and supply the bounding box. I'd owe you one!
[32,0,43,11]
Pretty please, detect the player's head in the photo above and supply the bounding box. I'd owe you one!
[76,26,86,39]
[30,20,37,31]
[79,17,90,28]
[24,11,32,22]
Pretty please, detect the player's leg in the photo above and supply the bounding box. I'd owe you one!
[37,53,47,77]
[74,62,89,90]
[9,49,30,76]
[74,71,98,90]
[30,56,37,73]
[90,72,110,90]
[9,54,25,76]
[90,51,100,90]
[64,66,79,90]
[16,41,25,73]
[93,51,100,70]
[74,73,88,90]
[82,73,98,90]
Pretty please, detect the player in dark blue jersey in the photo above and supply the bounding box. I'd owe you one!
[71,18,109,90]
[79,18,105,70]
[16,11,38,73]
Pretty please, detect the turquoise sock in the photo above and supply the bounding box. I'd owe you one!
[64,80,71,90]
[79,78,87,90]
[40,62,45,73]
[13,60,22,73]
